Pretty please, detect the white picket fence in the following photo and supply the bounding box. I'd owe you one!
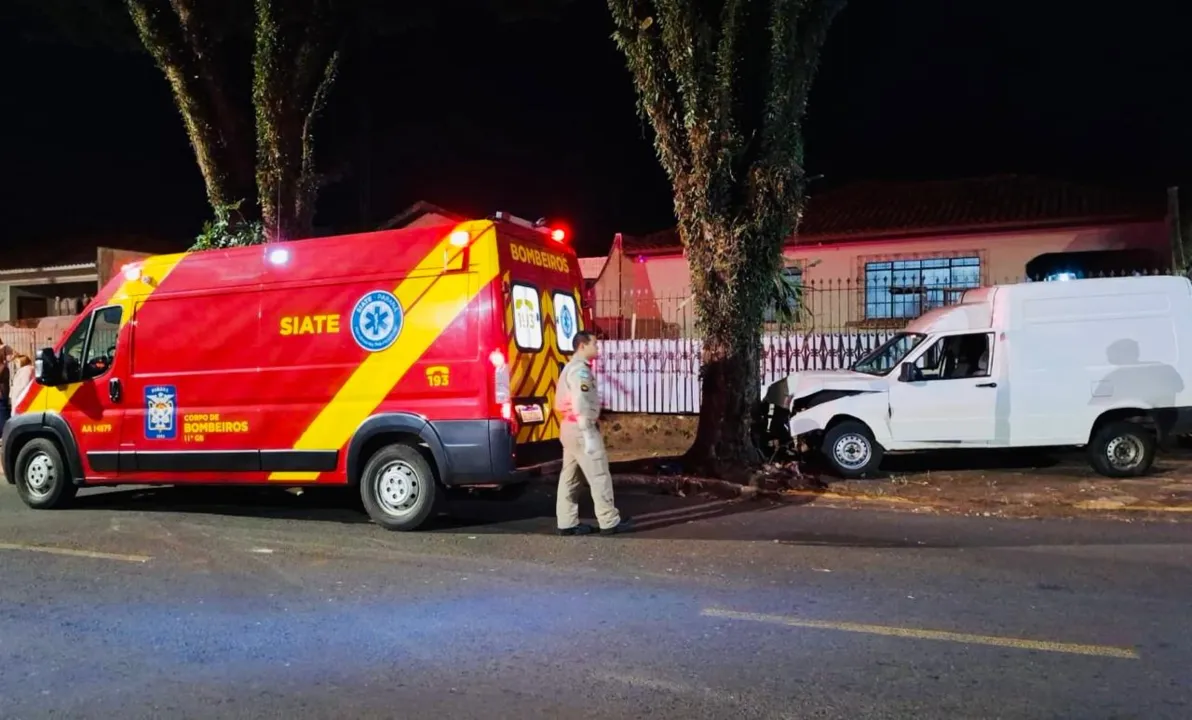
[596,331,898,414]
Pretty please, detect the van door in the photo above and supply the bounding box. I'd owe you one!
[888,331,999,444]
[500,230,585,449]
[58,305,128,477]
[120,291,263,477]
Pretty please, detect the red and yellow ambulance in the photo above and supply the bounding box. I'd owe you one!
[2,213,589,530]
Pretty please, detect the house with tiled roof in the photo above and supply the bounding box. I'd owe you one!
[0,239,181,324]
[586,176,1174,337]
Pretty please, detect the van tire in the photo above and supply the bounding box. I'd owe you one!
[1088,421,1156,478]
[14,438,77,509]
[359,443,440,531]
[821,421,883,478]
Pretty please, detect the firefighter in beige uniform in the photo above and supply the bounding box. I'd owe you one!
[555,332,632,536]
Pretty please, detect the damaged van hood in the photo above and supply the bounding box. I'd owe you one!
[761,370,889,407]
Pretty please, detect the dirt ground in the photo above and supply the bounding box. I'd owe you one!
[788,449,1192,518]
[598,413,1192,520]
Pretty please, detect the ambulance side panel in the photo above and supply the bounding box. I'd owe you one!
[110,249,265,481]
[351,228,500,487]
[4,221,523,489]
[254,221,510,487]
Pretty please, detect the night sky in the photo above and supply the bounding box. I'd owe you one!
[3,0,1190,261]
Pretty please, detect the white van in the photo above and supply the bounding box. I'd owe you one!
[761,275,1192,478]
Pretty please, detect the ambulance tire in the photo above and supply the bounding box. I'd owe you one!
[14,438,77,510]
[360,443,440,531]
[821,421,884,479]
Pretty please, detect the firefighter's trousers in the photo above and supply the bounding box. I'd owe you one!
[556,421,621,530]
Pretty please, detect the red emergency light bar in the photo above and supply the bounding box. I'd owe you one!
[493,211,569,244]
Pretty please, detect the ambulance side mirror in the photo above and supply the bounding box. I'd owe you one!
[34,347,62,386]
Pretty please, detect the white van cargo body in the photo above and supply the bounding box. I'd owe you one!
[761,275,1192,478]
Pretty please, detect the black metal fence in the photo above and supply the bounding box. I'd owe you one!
[590,268,1175,340]
[590,268,1176,413]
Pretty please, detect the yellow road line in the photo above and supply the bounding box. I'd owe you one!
[701,608,1139,659]
[1114,505,1192,513]
[0,543,151,563]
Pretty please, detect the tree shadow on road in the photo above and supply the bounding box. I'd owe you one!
[63,482,799,538]
[428,484,800,536]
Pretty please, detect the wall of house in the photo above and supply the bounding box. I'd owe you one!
[590,245,699,338]
[590,220,1170,335]
[0,287,45,323]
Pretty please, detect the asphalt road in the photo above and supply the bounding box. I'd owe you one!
[0,482,1189,719]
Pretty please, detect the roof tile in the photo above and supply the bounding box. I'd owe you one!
[620,175,1165,255]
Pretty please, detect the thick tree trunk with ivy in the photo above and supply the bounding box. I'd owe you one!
[253,0,341,241]
[125,0,341,245]
[609,0,845,475]
[125,0,256,213]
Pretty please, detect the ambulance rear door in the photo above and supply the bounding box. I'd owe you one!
[500,225,586,447]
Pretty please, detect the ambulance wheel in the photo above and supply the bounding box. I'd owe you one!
[821,421,883,479]
[360,443,439,531]
[14,438,77,509]
[1088,420,1156,478]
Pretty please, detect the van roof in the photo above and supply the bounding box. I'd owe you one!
[991,274,1191,299]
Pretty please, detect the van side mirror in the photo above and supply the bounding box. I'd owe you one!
[34,347,62,386]
[897,363,922,383]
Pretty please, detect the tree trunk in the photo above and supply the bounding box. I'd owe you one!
[253,0,340,242]
[685,321,763,478]
[125,0,256,212]
[681,220,772,477]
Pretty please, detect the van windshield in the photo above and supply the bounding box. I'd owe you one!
[852,332,928,375]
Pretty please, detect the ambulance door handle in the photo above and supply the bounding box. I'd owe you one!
[109,377,123,403]
[976,382,997,388]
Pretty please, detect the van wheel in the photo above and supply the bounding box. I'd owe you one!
[821,421,883,478]
[359,443,439,531]
[14,438,77,509]
[1088,421,1156,478]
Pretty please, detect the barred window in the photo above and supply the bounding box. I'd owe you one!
[864,257,981,320]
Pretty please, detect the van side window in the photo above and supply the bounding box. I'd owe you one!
[59,305,124,382]
[512,283,543,352]
[80,306,123,380]
[59,318,91,383]
[552,291,579,353]
[914,333,991,380]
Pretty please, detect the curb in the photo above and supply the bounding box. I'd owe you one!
[535,469,1192,517]
[778,489,918,505]
[777,488,1192,515]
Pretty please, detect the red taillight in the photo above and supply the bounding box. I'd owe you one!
[492,348,511,409]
